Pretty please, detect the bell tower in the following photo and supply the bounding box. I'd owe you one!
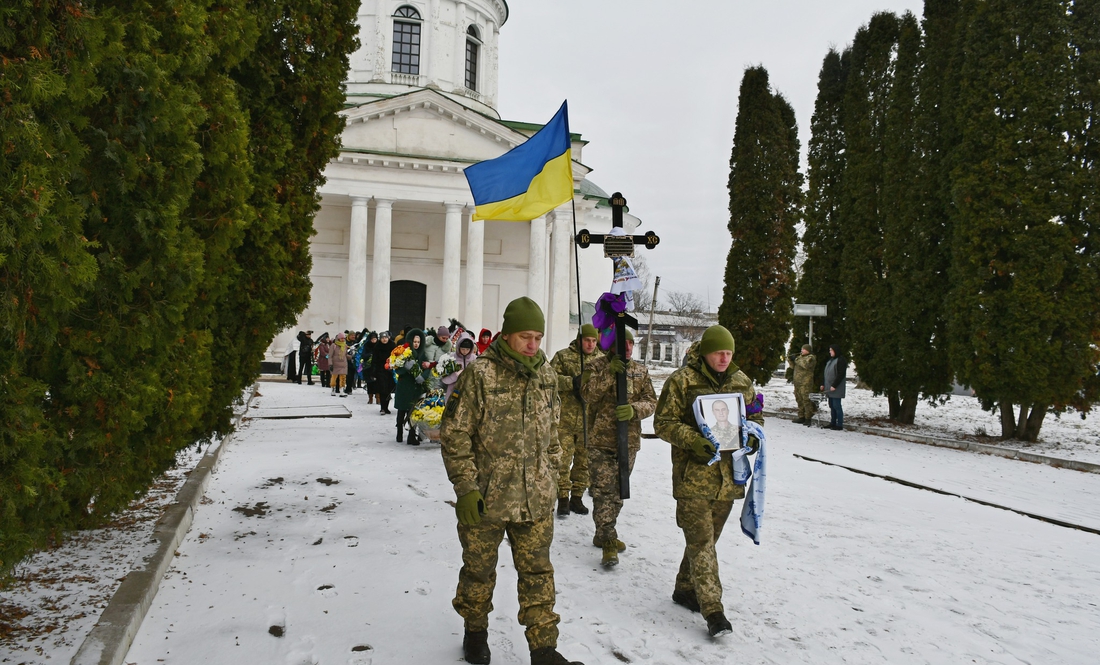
[345,0,509,117]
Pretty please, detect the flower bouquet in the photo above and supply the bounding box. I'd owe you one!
[410,389,446,441]
[436,352,460,378]
[385,344,412,381]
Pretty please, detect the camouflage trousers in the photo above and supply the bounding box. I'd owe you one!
[794,385,815,420]
[557,430,590,499]
[454,516,560,650]
[674,498,735,617]
[588,446,638,546]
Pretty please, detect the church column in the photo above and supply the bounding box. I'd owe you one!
[464,211,484,334]
[370,199,394,331]
[453,2,468,87]
[442,202,464,323]
[528,216,547,313]
[548,209,571,352]
[346,197,370,330]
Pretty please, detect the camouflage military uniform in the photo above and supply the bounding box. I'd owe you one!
[549,340,592,499]
[654,342,763,618]
[440,339,563,650]
[580,353,657,547]
[791,352,817,420]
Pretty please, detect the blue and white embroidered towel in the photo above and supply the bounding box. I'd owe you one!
[735,418,766,544]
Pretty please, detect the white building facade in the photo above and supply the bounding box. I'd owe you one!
[268,0,641,359]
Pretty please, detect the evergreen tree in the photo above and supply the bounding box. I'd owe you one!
[204,0,360,436]
[949,0,1093,441]
[719,66,803,385]
[1067,0,1100,413]
[0,0,101,572]
[878,11,955,424]
[838,12,903,415]
[793,48,850,382]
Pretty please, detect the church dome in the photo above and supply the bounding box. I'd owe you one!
[345,0,509,117]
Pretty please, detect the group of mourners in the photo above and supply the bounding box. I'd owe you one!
[288,325,498,445]
[434,296,765,665]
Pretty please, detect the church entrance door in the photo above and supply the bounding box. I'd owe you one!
[389,280,426,333]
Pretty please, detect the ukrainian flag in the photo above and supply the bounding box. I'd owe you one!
[465,101,573,221]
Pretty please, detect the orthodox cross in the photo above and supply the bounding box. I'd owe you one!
[575,192,660,500]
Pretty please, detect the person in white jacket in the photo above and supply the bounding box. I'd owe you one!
[441,331,478,401]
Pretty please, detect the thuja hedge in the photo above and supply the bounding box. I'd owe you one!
[0,0,358,575]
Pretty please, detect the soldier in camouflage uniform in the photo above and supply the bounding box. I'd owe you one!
[789,344,817,425]
[549,323,599,517]
[440,297,586,665]
[654,325,763,638]
[580,329,657,567]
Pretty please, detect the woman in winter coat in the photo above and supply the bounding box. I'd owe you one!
[372,331,396,415]
[476,328,493,354]
[394,329,427,444]
[440,331,478,401]
[330,332,349,397]
[315,333,333,388]
[821,344,848,430]
[363,331,379,403]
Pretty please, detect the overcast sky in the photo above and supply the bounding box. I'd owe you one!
[496,0,926,311]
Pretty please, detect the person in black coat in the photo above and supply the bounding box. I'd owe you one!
[373,331,396,415]
[297,330,315,385]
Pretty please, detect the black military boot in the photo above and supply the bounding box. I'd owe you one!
[792,417,805,424]
[530,646,584,665]
[463,629,491,664]
[672,588,701,613]
[705,611,732,637]
[556,497,570,517]
[568,495,589,515]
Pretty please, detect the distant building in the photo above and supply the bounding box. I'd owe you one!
[267,0,642,360]
[634,310,719,365]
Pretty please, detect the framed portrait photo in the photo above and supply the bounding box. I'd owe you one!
[693,393,746,451]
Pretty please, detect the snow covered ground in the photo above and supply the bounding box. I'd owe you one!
[111,380,1100,665]
[749,371,1100,465]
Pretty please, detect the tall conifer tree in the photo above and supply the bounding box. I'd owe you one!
[949,0,1093,440]
[794,48,850,381]
[838,12,903,415]
[719,66,802,384]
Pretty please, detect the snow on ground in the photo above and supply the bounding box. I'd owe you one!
[0,445,206,664]
[744,370,1100,465]
[122,380,1100,665]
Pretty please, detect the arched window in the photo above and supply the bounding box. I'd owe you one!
[465,25,481,91]
[392,6,422,75]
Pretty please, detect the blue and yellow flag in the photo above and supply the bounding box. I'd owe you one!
[464,101,573,221]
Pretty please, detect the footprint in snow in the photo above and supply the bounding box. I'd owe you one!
[285,635,319,664]
[344,535,359,547]
[349,644,373,665]
[413,581,430,596]
[316,584,338,598]
[384,543,399,555]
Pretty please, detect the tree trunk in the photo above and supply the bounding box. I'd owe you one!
[896,395,918,424]
[999,402,1016,439]
[1025,404,1047,443]
[1015,404,1030,440]
[887,390,901,420]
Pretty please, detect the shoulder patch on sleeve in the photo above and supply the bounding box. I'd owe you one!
[444,389,460,417]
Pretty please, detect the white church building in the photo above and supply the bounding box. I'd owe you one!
[267,0,643,360]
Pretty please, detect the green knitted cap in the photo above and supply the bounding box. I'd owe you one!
[699,325,735,355]
[802,343,812,353]
[579,323,598,339]
[501,296,545,335]
[625,328,634,341]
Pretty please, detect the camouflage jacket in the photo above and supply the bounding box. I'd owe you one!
[440,339,562,522]
[549,340,596,434]
[654,342,764,501]
[792,353,817,389]
[581,354,657,452]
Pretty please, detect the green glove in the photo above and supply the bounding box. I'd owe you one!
[609,355,626,375]
[746,434,760,454]
[456,490,485,526]
[689,436,717,463]
[615,404,634,421]
[581,369,593,385]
